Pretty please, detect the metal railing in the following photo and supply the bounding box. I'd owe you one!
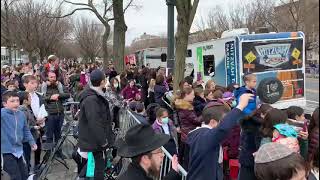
[65,91,188,179]
[105,91,188,179]
[117,107,188,179]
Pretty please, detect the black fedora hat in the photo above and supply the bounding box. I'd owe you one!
[116,124,170,158]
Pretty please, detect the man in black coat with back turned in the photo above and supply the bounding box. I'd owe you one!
[78,69,114,180]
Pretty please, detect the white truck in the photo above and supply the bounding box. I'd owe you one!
[134,47,168,69]
[131,29,307,109]
[187,29,306,109]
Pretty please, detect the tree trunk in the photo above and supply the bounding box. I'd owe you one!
[102,25,111,68]
[173,0,200,92]
[113,0,127,72]
[4,1,12,65]
[173,22,189,92]
[39,48,46,63]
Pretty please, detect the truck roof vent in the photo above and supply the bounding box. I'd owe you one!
[221,28,249,38]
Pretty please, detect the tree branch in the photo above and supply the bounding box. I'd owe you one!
[46,8,93,18]
[103,4,113,18]
[123,0,134,13]
[188,0,200,28]
[107,17,114,22]
[63,0,91,7]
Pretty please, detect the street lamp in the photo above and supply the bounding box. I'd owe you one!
[166,0,175,74]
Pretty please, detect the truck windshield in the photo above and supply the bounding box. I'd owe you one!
[241,38,303,73]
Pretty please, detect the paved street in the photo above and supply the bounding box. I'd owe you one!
[304,77,319,115]
[306,77,319,103]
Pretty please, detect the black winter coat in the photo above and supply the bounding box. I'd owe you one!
[239,116,262,167]
[193,95,206,117]
[78,87,114,152]
[117,162,181,180]
[44,84,70,114]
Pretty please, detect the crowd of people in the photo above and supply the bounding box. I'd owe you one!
[1,54,319,180]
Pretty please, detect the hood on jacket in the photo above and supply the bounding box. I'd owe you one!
[79,86,105,103]
[1,108,17,115]
[18,105,28,112]
[174,99,193,110]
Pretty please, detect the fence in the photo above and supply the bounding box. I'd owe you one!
[105,91,188,179]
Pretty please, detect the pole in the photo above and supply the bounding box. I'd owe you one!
[14,47,17,65]
[166,0,175,74]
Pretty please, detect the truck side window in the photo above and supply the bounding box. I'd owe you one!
[187,49,192,57]
[161,53,167,62]
[203,55,215,76]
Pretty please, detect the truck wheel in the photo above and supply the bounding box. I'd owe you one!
[257,77,284,104]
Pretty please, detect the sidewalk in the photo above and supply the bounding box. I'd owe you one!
[43,159,77,180]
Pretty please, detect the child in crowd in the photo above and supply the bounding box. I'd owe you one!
[205,79,216,91]
[174,86,201,170]
[204,89,214,102]
[1,91,37,180]
[131,102,148,125]
[147,78,156,104]
[187,93,253,180]
[152,108,178,156]
[121,79,140,100]
[193,87,206,117]
[234,73,257,115]
[308,146,319,180]
[212,89,223,101]
[308,107,319,167]
[22,74,46,170]
[260,108,287,146]
[223,83,239,108]
[6,79,18,91]
[254,143,306,180]
[238,103,273,180]
[272,123,300,152]
[18,91,41,174]
[286,105,309,159]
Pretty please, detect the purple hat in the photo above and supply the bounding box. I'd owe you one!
[223,91,233,98]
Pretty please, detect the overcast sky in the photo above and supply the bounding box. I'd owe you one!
[68,0,237,45]
[123,0,234,45]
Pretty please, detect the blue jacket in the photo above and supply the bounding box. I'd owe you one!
[187,108,244,180]
[234,86,257,115]
[1,108,36,154]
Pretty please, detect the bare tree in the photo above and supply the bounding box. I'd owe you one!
[50,0,113,67]
[51,0,138,70]
[208,5,229,35]
[10,0,71,62]
[1,0,19,64]
[203,0,278,35]
[174,0,200,91]
[74,18,103,63]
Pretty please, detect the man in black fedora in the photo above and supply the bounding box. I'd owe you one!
[116,124,181,180]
